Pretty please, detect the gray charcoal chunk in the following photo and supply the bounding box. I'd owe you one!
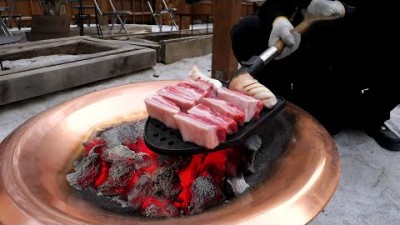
[153,167,181,199]
[127,120,146,140]
[102,145,136,162]
[100,124,135,148]
[128,173,154,203]
[142,201,179,218]
[189,176,224,214]
[66,148,100,190]
[97,160,135,194]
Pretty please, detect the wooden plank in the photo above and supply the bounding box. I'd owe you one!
[0,36,145,75]
[29,15,71,41]
[161,34,212,64]
[105,30,212,64]
[177,0,191,30]
[211,0,241,81]
[0,48,156,105]
[0,36,85,58]
[29,0,34,15]
[0,36,22,45]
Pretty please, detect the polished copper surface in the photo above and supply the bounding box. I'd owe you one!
[0,80,340,225]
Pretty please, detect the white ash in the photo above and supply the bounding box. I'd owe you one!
[243,134,262,174]
[225,171,250,196]
[66,148,100,190]
[103,145,152,170]
[100,124,136,148]
[97,161,135,194]
[153,167,181,199]
[189,176,224,214]
[128,120,146,141]
[102,145,137,162]
[128,174,153,206]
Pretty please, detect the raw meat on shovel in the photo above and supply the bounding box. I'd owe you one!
[216,87,263,122]
[144,67,286,153]
[173,112,226,149]
[201,97,245,126]
[144,95,180,130]
[177,79,217,98]
[188,104,238,135]
[157,85,198,112]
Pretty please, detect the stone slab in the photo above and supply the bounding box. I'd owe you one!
[0,36,156,105]
[160,34,212,64]
[105,29,212,64]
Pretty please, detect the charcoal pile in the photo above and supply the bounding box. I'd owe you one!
[67,120,257,218]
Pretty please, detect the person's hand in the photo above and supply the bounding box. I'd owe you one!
[307,0,346,17]
[268,16,301,60]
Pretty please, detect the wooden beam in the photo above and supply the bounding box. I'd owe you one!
[0,37,157,105]
[177,0,191,30]
[211,0,242,82]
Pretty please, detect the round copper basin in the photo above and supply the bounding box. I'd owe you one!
[0,80,340,224]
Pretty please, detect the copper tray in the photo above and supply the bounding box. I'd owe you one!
[0,80,340,224]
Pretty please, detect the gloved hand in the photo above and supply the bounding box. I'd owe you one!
[307,0,346,17]
[268,16,301,60]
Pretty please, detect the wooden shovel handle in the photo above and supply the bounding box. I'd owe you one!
[272,12,343,53]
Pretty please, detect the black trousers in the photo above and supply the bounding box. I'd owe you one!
[230,13,399,132]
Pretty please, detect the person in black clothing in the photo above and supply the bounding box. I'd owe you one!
[230,0,400,151]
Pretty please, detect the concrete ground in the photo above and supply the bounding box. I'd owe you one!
[1,53,399,224]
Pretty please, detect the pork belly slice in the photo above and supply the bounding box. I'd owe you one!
[177,79,216,98]
[201,97,245,126]
[188,104,238,135]
[144,95,180,129]
[157,85,197,112]
[173,112,226,149]
[175,82,207,103]
[217,87,263,122]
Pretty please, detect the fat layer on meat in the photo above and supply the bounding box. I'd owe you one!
[177,79,217,98]
[173,112,226,149]
[217,87,263,123]
[145,95,180,129]
[201,97,245,126]
[188,104,238,135]
[157,85,197,112]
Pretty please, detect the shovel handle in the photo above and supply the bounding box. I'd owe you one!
[229,12,344,107]
[231,12,343,80]
[272,12,343,53]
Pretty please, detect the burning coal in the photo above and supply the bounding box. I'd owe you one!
[67,115,292,218]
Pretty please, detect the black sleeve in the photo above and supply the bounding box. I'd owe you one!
[257,0,312,29]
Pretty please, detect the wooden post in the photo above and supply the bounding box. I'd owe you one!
[177,0,191,30]
[211,0,242,82]
[29,0,34,15]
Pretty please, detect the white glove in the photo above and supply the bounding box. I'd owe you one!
[307,0,346,17]
[268,17,301,60]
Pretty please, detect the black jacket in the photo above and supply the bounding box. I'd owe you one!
[257,0,311,25]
